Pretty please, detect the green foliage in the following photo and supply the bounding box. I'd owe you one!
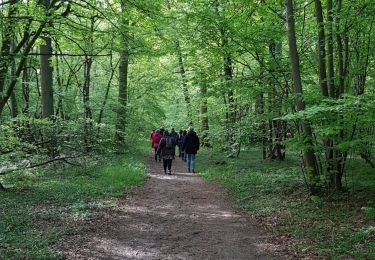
[199,148,375,258]
[1,0,375,257]
[0,152,147,258]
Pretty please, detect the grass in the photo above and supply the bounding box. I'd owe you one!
[0,148,148,259]
[198,147,375,259]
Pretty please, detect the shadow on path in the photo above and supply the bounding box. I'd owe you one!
[60,153,282,259]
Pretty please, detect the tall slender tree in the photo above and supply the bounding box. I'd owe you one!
[115,0,130,145]
[285,0,320,193]
[39,0,54,118]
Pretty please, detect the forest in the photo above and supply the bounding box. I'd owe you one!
[1,0,375,259]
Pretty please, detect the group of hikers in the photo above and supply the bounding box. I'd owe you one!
[150,127,200,175]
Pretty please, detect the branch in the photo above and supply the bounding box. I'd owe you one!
[0,0,17,7]
[14,52,112,57]
[0,155,85,175]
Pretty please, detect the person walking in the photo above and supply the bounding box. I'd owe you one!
[157,130,177,175]
[170,128,178,144]
[151,130,162,162]
[177,130,183,157]
[182,127,200,173]
[180,130,187,161]
[150,129,156,149]
[159,127,165,137]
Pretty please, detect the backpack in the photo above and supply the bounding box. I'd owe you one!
[165,136,174,149]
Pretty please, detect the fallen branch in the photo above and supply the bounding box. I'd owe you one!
[27,156,82,169]
[0,155,85,175]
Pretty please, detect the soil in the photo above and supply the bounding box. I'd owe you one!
[59,154,284,259]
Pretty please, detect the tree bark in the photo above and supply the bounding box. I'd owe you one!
[98,53,118,127]
[175,40,192,121]
[82,16,96,151]
[39,0,54,118]
[215,0,236,149]
[0,1,17,89]
[335,0,344,97]
[166,0,192,122]
[115,0,130,145]
[326,0,335,97]
[83,56,93,121]
[0,20,49,117]
[0,1,17,113]
[286,0,320,193]
[200,80,210,147]
[22,61,30,115]
[314,0,329,97]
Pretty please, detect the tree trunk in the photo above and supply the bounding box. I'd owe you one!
[116,51,129,145]
[40,37,54,118]
[22,61,30,115]
[314,0,329,97]
[326,0,335,97]
[82,15,98,151]
[0,1,18,117]
[83,56,93,120]
[115,1,130,146]
[335,0,345,97]
[39,0,54,118]
[175,40,192,122]
[286,0,320,193]
[55,51,64,119]
[256,91,267,160]
[82,55,93,151]
[166,0,192,122]
[213,0,236,151]
[200,81,210,147]
[98,53,118,127]
[0,18,49,117]
[0,1,17,102]
[221,31,236,150]
[10,57,18,119]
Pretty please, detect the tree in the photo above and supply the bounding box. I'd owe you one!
[115,0,130,146]
[39,0,54,118]
[285,0,320,192]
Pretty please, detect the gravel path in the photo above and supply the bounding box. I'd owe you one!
[60,153,281,259]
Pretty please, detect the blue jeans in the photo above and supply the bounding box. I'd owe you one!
[181,150,186,161]
[187,154,196,171]
[177,144,182,157]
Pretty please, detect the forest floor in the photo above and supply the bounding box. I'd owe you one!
[58,153,284,259]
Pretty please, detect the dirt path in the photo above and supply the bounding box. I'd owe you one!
[60,154,282,259]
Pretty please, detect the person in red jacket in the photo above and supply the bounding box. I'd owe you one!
[150,129,156,148]
[151,130,162,162]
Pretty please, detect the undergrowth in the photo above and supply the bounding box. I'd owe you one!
[0,145,148,259]
[199,147,375,259]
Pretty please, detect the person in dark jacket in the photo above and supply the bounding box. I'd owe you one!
[159,127,165,137]
[180,130,187,161]
[157,130,177,175]
[170,128,178,143]
[182,127,200,173]
[177,130,183,157]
